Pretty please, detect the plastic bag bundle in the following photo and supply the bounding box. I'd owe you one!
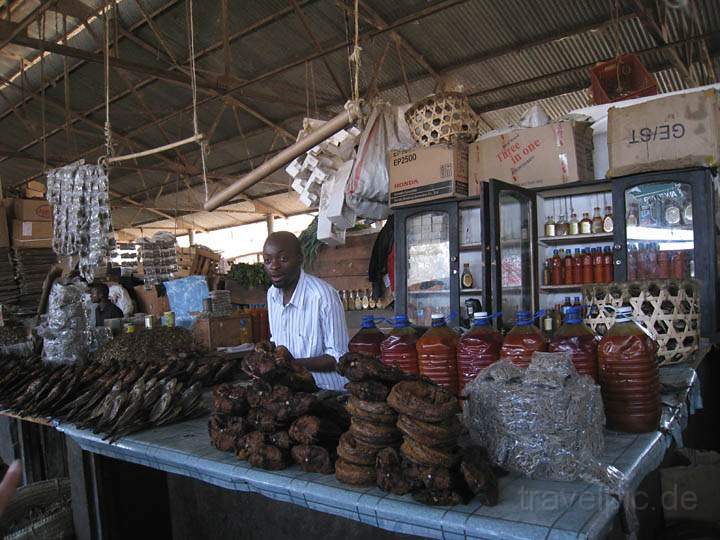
[37,281,90,365]
[346,103,414,220]
[46,161,113,282]
[138,232,177,285]
[463,352,609,483]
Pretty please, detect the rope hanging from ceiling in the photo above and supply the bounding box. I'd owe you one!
[98,0,208,190]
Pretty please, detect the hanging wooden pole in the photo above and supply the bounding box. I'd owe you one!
[203,104,360,211]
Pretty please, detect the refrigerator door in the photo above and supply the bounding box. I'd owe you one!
[394,202,458,327]
[489,180,538,330]
[612,168,718,338]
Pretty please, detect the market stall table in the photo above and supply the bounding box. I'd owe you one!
[57,363,700,540]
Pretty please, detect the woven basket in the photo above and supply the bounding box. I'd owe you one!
[0,478,73,540]
[582,279,700,366]
[405,92,479,147]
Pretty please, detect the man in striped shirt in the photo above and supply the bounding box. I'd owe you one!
[263,231,349,391]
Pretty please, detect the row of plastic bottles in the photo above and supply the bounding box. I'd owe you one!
[349,306,659,433]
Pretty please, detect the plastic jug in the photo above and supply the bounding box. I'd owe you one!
[380,315,419,374]
[549,306,598,381]
[598,306,660,433]
[416,314,460,394]
[348,316,386,359]
[499,310,546,369]
[457,312,502,393]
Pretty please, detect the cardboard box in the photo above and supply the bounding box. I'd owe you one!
[133,284,170,317]
[11,220,52,248]
[0,207,8,248]
[388,143,468,208]
[192,314,253,351]
[608,89,720,177]
[468,121,594,193]
[12,198,52,221]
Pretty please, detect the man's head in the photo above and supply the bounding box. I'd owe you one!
[262,231,303,290]
[90,282,110,304]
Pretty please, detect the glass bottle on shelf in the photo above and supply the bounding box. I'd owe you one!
[580,212,592,234]
[543,259,551,286]
[551,249,562,285]
[581,248,593,284]
[341,290,349,311]
[354,290,363,311]
[461,263,474,289]
[626,203,639,226]
[591,207,603,233]
[346,291,355,311]
[544,215,556,237]
[368,292,377,310]
[602,206,613,232]
[593,247,604,283]
[556,215,568,236]
[542,309,555,339]
[568,212,579,235]
[564,249,574,285]
[361,289,370,310]
[573,248,582,284]
[603,246,614,283]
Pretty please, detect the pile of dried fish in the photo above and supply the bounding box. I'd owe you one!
[92,327,197,365]
[0,352,237,442]
[0,326,30,346]
[208,342,350,473]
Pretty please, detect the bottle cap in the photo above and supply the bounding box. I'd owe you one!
[553,249,559,255]
[361,315,377,328]
[431,313,446,327]
[516,310,532,325]
[564,306,582,324]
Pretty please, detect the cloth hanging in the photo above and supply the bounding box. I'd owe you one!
[368,216,394,299]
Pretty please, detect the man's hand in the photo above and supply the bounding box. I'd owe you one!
[0,461,22,516]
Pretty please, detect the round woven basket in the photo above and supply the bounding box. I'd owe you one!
[404,92,479,147]
[582,279,700,366]
[0,478,73,540]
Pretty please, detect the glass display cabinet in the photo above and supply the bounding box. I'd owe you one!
[394,180,537,330]
[611,168,719,339]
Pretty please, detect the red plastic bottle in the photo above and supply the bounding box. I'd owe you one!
[499,310,546,369]
[592,247,604,283]
[416,314,460,394]
[380,315,419,374]
[598,306,660,433]
[656,249,670,279]
[563,250,574,285]
[581,248,593,284]
[551,249,562,285]
[602,246,614,283]
[573,248,583,284]
[549,306,598,381]
[456,312,502,393]
[349,316,386,359]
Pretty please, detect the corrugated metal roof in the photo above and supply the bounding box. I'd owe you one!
[0,0,716,236]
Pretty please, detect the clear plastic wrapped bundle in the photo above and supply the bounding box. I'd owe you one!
[463,352,617,485]
[46,160,113,282]
[36,281,90,365]
[138,232,178,285]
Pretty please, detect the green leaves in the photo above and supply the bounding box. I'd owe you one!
[228,262,271,290]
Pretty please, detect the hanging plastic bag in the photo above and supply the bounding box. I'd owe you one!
[345,103,413,220]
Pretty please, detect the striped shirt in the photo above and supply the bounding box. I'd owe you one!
[267,270,349,391]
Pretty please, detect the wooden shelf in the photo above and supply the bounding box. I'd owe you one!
[540,284,584,292]
[539,233,613,246]
[407,289,449,295]
[460,288,483,294]
[459,243,483,251]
